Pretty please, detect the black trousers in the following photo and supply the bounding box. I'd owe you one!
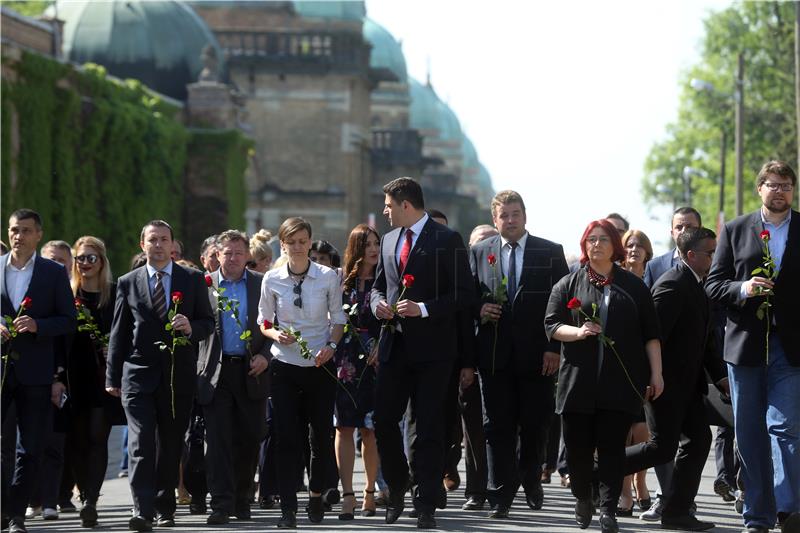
[122,381,194,519]
[204,358,266,514]
[0,367,52,518]
[480,369,553,507]
[459,376,487,499]
[562,410,633,514]
[269,359,335,513]
[624,388,711,516]
[69,406,112,504]
[714,425,738,487]
[374,335,452,513]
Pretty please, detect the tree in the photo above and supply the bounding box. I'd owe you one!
[643,1,797,224]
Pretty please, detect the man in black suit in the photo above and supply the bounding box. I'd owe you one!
[197,230,270,525]
[706,160,800,533]
[371,177,474,529]
[1,209,76,533]
[106,220,214,532]
[469,190,569,518]
[624,227,727,532]
[644,207,702,288]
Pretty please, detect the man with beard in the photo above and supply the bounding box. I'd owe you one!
[706,160,800,533]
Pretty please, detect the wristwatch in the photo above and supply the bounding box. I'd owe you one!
[326,341,338,350]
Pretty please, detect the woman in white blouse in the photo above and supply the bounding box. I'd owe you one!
[258,217,347,529]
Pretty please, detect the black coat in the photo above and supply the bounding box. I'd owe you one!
[545,264,660,416]
[705,210,800,366]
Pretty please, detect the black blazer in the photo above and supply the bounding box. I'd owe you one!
[370,217,474,364]
[470,234,569,373]
[196,269,271,405]
[651,263,726,395]
[0,255,76,385]
[106,263,215,394]
[545,264,660,416]
[705,210,800,366]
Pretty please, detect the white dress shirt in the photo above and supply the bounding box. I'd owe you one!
[393,213,430,318]
[500,231,528,289]
[3,252,36,312]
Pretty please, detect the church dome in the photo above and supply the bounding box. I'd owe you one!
[51,0,222,101]
[409,78,462,141]
[363,18,407,84]
[461,135,479,170]
[292,1,365,20]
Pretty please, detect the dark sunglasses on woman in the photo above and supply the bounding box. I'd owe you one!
[75,254,99,264]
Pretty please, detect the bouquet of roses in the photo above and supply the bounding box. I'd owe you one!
[154,291,191,418]
[1,296,32,391]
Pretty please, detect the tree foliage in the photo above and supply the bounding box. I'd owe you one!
[642,1,797,223]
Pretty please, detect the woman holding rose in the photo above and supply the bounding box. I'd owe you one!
[544,219,663,533]
[258,217,347,529]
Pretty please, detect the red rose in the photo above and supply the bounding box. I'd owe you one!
[21,297,32,310]
[487,253,497,266]
[74,298,83,309]
[760,230,771,241]
[402,274,415,288]
[567,297,582,310]
[171,291,183,304]
[204,274,213,287]
[262,319,273,330]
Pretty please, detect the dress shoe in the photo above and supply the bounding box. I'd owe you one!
[361,489,376,517]
[259,496,276,509]
[234,505,251,520]
[600,513,619,533]
[575,498,594,529]
[306,496,324,524]
[488,505,510,519]
[385,488,405,524]
[42,508,58,520]
[780,512,800,533]
[416,510,437,529]
[128,515,153,532]
[189,501,207,515]
[276,511,296,529]
[462,496,485,511]
[714,480,736,502]
[541,469,553,484]
[409,509,419,518]
[661,514,715,531]
[617,506,633,517]
[638,497,653,511]
[443,472,460,492]
[526,491,544,510]
[58,501,77,513]
[8,517,27,533]
[641,496,664,521]
[80,503,98,527]
[155,514,175,527]
[206,510,229,525]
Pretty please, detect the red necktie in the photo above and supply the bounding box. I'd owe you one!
[398,229,413,273]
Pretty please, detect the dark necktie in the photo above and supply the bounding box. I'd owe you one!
[153,271,167,321]
[508,242,518,301]
[398,229,413,273]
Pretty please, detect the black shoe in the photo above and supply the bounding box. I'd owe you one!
[617,506,633,517]
[488,505,510,519]
[575,499,594,529]
[2,516,9,531]
[189,501,207,515]
[155,514,175,527]
[59,501,78,513]
[409,509,419,518]
[600,513,619,533]
[714,480,736,503]
[277,511,296,529]
[80,503,98,527]
[206,511,229,525]
[638,497,653,511]
[416,510,436,529]
[385,488,405,524]
[128,515,153,532]
[234,505,251,520]
[780,512,800,533]
[526,491,544,511]
[8,517,26,533]
[322,488,340,506]
[306,496,324,524]
[462,496,485,511]
[259,496,276,510]
[661,514,715,531]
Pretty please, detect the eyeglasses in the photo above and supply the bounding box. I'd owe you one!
[75,254,99,264]
[586,236,611,246]
[293,281,303,308]
[762,182,794,192]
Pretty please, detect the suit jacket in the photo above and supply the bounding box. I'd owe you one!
[1,255,76,385]
[643,248,678,288]
[470,234,569,373]
[370,217,473,364]
[651,263,726,395]
[196,269,271,405]
[705,210,800,366]
[106,263,215,394]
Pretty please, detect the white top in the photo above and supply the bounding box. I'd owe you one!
[500,231,528,288]
[258,261,347,367]
[3,252,36,312]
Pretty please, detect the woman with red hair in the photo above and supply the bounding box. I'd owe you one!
[544,219,663,533]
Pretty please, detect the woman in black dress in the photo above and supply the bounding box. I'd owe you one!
[333,224,380,520]
[544,219,663,533]
[67,236,125,528]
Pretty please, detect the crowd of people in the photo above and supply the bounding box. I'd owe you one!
[0,163,798,533]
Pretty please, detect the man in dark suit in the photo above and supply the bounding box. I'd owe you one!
[371,177,474,529]
[470,190,569,518]
[624,227,727,532]
[196,230,270,525]
[106,220,214,532]
[706,160,800,533]
[644,207,702,288]
[1,209,76,533]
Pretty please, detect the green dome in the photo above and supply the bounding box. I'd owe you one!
[363,18,407,84]
[52,0,222,101]
[293,1,365,20]
[409,78,462,141]
[478,163,494,189]
[461,135,479,169]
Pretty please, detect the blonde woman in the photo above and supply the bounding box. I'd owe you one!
[249,229,274,273]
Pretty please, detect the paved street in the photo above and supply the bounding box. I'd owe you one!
[20,426,748,532]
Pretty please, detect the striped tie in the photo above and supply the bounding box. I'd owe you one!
[153,271,167,321]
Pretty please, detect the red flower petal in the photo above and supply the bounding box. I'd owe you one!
[487,253,497,266]
[567,297,582,310]
[402,274,415,288]
[262,319,273,330]
[171,291,183,304]
[760,230,771,241]
[21,297,32,310]
[204,274,213,287]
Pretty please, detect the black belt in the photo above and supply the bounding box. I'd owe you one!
[222,354,246,362]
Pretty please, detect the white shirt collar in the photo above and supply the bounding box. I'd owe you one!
[405,213,429,237]
[681,259,704,283]
[5,252,36,271]
[500,231,528,249]
[146,261,174,279]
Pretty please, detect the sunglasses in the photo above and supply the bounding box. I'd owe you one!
[75,254,99,264]
[293,281,303,308]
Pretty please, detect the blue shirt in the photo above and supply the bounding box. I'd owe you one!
[145,261,173,311]
[219,270,248,356]
[762,208,791,272]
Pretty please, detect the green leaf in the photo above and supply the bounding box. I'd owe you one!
[168,309,176,320]
[751,267,765,276]
[165,323,173,331]
[756,307,764,320]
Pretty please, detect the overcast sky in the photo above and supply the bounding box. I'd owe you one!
[368,0,732,257]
